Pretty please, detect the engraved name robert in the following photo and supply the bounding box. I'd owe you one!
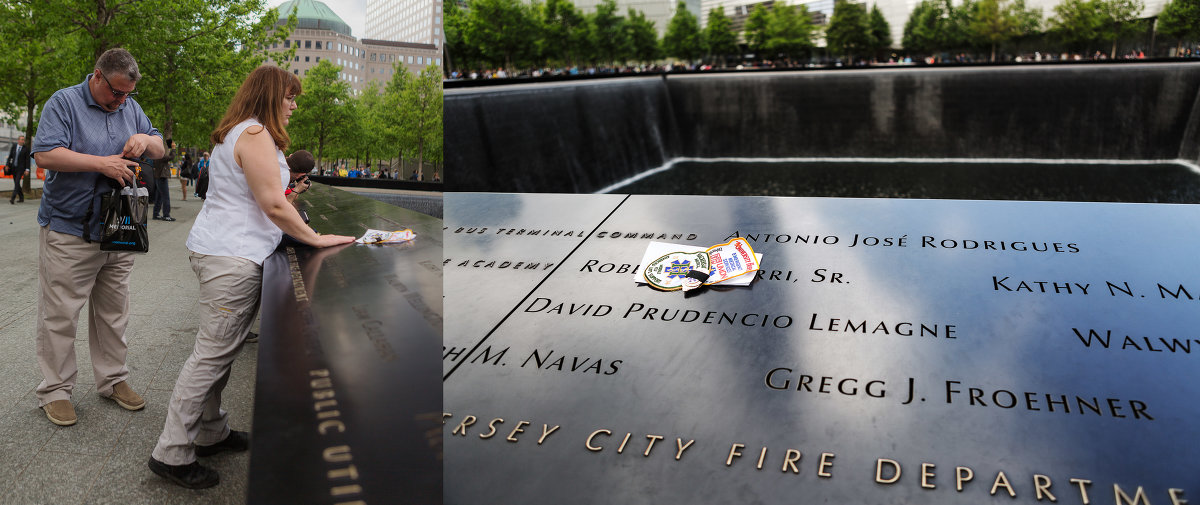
[764,370,1154,421]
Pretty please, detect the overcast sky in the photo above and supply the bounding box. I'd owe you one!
[270,0,369,38]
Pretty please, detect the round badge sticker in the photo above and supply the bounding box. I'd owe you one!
[643,251,710,291]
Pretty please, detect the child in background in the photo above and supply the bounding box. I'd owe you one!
[284,149,313,203]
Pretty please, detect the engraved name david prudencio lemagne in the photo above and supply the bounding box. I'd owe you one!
[520,297,960,338]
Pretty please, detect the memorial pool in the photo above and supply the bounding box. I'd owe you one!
[601,159,1200,202]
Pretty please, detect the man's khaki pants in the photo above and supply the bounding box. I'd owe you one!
[153,253,260,465]
[36,226,134,405]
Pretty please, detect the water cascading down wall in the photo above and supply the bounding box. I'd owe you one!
[445,62,1200,195]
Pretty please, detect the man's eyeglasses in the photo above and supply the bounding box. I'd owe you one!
[100,72,138,99]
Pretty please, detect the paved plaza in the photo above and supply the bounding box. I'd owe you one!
[0,178,255,504]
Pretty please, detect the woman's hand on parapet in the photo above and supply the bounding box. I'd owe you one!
[313,234,356,248]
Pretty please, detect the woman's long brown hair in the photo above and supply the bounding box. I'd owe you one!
[210,65,301,151]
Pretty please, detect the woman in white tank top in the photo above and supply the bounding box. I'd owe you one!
[149,66,354,489]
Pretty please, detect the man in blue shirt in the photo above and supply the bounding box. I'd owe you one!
[31,48,164,427]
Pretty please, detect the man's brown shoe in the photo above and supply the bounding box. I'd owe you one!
[43,400,77,426]
[107,381,145,411]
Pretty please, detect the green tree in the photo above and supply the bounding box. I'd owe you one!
[445,0,478,73]
[465,0,538,70]
[375,66,408,173]
[1050,0,1104,54]
[765,3,815,62]
[127,0,287,147]
[868,5,893,60]
[663,1,704,63]
[945,0,976,50]
[355,80,386,164]
[1157,0,1200,55]
[1096,0,1144,57]
[391,65,442,180]
[967,0,1040,61]
[541,0,590,66]
[903,0,946,54]
[971,0,1017,60]
[331,93,365,166]
[333,79,408,169]
[37,0,137,64]
[591,0,631,66]
[744,4,772,57]
[290,60,352,166]
[902,0,973,56]
[0,1,79,192]
[827,1,871,64]
[0,0,283,154]
[704,6,739,66]
[626,9,660,65]
[1010,0,1043,36]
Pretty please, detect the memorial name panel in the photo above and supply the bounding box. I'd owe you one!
[444,193,628,371]
[443,194,1199,504]
[250,186,443,505]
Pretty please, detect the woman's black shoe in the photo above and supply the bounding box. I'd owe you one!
[196,430,250,457]
[148,457,219,489]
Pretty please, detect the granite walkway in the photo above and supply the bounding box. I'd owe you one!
[0,178,255,505]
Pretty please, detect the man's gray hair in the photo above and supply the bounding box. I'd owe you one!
[95,48,141,82]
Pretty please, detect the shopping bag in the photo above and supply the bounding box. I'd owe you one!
[99,185,150,253]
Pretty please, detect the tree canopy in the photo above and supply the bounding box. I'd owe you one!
[1157,0,1200,54]
[627,9,660,65]
[744,4,772,56]
[663,1,704,63]
[868,5,893,60]
[0,1,437,178]
[704,6,740,66]
[444,0,1184,72]
[827,1,872,63]
[764,4,816,62]
[0,0,288,153]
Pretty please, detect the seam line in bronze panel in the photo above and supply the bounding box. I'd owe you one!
[443,194,632,380]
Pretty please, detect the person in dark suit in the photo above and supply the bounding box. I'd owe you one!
[6,135,31,204]
[152,138,175,221]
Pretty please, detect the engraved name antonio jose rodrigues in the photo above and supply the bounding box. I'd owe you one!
[762,370,1155,421]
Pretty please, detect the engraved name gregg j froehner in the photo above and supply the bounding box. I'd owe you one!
[761,371,1154,421]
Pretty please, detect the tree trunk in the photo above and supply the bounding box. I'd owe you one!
[317,129,325,172]
[1149,18,1157,57]
[23,64,35,192]
[415,112,426,180]
[157,52,177,152]
[991,42,996,62]
[416,140,424,181]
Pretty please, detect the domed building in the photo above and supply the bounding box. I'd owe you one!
[267,0,442,94]
[277,0,354,36]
